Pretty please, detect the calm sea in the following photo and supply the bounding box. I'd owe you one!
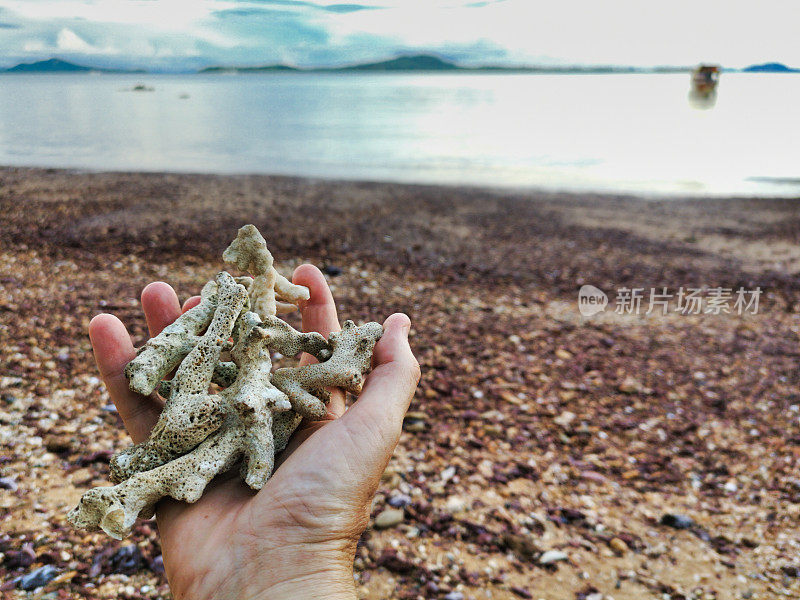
[0,72,798,197]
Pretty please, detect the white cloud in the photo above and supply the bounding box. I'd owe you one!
[1,0,212,30]
[0,0,798,69]
[22,39,46,52]
[56,28,95,53]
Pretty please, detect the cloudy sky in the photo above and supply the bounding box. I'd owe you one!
[0,0,796,71]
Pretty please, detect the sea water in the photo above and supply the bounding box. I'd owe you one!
[0,71,797,197]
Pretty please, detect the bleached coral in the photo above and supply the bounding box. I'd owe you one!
[223,223,310,318]
[69,225,383,539]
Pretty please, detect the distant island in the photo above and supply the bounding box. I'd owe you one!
[3,58,145,74]
[742,62,800,73]
[3,55,798,75]
[199,54,691,74]
[6,58,92,72]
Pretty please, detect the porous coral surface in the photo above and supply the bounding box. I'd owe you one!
[68,224,382,539]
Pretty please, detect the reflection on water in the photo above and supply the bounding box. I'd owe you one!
[688,88,717,110]
[0,72,797,197]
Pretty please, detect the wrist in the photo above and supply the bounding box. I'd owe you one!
[255,567,357,600]
[222,539,357,600]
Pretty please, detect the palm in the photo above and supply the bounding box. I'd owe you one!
[87,264,419,599]
[158,417,366,591]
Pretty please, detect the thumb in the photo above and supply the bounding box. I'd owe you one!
[336,313,420,472]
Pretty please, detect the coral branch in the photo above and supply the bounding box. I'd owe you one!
[223,224,308,318]
[110,273,248,482]
[125,280,218,396]
[271,321,383,419]
[70,421,242,539]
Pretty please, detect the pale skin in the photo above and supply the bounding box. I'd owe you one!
[88,264,421,599]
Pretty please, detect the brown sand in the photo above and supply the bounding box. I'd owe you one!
[1,167,799,599]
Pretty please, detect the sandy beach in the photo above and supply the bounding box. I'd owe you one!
[1,166,799,599]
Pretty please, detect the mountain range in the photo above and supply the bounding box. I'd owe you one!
[2,55,797,75]
[4,57,145,74]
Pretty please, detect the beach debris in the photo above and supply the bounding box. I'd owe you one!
[68,224,383,538]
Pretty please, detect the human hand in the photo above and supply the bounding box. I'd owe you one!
[87,264,420,600]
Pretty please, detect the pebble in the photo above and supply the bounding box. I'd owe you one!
[150,554,165,575]
[3,543,36,569]
[782,565,799,577]
[322,265,342,276]
[445,495,467,513]
[502,533,540,560]
[402,411,427,433]
[483,423,503,436]
[660,513,694,529]
[0,476,18,491]
[109,544,143,573]
[618,376,644,394]
[539,550,569,565]
[387,493,412,508]
[554,411,576,428]
[18,565,59,591]
[609,537,628,554]
[374,508,404,529]
[441,466,456,482]
[580,471,607,484]
[444,592,465,600]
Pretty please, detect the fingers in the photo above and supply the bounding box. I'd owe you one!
[292,264,341,342]
[293,264,345,417]
[88,314,162,443]
[182,296,201,313]
[141,282,182,337]
[336,313,420,472]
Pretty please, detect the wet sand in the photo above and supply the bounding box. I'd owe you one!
[1,167,799,599]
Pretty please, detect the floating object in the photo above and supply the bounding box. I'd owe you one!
[691,64,720,95]
[689,64,720,108]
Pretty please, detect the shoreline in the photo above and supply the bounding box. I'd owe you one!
[1,166,799,599]
[2,163,799,200]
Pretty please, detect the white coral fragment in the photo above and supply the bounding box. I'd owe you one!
[69,224,383,539]
[125,280,218,396]
[222,224,309,319]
